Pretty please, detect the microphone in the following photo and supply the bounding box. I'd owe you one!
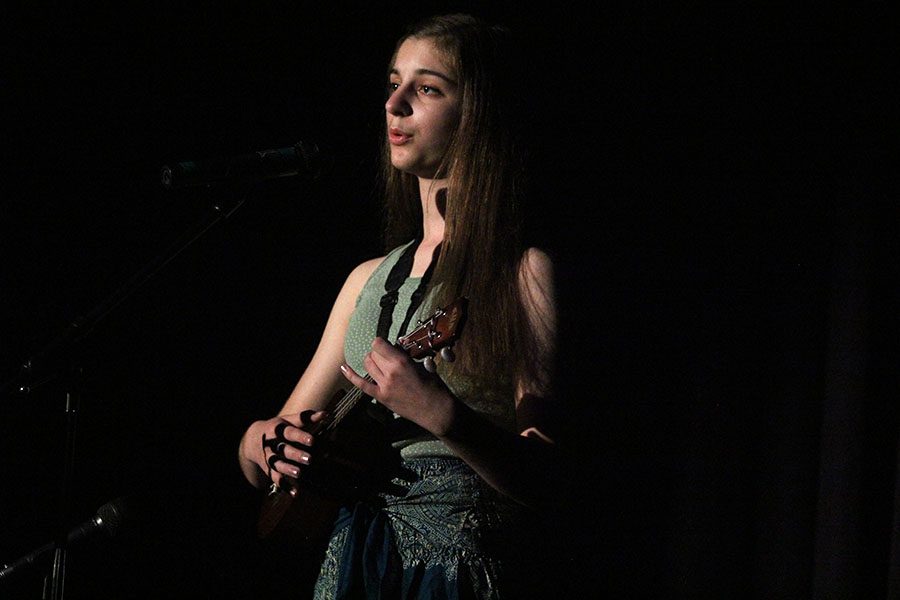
[0,497,130,581]
[160,140,322,189]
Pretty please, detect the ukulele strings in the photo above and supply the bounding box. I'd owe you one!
[325,374,374,432]
[322,310,439,432]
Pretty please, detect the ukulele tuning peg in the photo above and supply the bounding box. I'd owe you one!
[440,347,455,363]
[423,356,437,373]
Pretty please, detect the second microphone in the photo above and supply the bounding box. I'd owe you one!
[160,140,322,189]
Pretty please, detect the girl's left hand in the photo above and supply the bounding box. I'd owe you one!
[340,337,457,436]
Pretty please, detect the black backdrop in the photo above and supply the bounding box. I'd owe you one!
[1,3,896,599]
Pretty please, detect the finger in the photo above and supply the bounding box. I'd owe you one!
[366,338,407,368]
[278,476,299,497]
[277,410,326,429]
[281,423,316,448]
[273,414,323,447]
[371,337,402,360]
[267,452,302,480]
[266,452,281,472]
[280,444,313,468]
[371,338,420,376]
[340,362,378,397]
[363,352,386,382]
[270,470,299,497]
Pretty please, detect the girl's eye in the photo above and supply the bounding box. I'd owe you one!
[418,85,441,96]
[386,82,443,96]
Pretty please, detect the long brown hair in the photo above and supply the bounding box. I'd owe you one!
[380,14,548,394]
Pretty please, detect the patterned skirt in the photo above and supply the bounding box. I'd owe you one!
[312,457,521,600]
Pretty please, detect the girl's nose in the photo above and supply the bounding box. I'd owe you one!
[385,87,412,117]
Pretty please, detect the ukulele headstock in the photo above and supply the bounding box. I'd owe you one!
[397,297,467,371]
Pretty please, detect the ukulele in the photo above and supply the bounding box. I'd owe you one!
[256,297,468,545]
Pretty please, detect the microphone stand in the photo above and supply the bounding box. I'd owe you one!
[2,189,248,599]
[44,372,80,600]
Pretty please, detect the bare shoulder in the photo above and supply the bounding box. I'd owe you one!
[351,255,387,280]
[517,246,556,349]
[518,247,556,305]
[340,255,387,298]
[519,247,554,282]
[319,254,388,338]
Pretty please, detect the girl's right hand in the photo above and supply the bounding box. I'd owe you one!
[240,411,328,493]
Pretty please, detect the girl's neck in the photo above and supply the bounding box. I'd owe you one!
[418,177,447,246]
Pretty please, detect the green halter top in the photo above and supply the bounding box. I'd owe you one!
[343,240,518,459]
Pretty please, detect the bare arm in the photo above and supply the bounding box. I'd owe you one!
[238,256,383,490]
[435,247,563,507]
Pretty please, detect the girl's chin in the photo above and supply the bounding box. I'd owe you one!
[391,158,443,179]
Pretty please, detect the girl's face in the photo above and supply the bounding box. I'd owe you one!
[385,37,461,179]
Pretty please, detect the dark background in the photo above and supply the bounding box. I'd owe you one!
[1,2,895,599]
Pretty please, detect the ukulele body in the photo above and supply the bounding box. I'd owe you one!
[255,298,467,547]
[257,400,401,545]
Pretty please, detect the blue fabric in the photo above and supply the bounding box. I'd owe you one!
[332,503,402,599]
[314,458,518,600]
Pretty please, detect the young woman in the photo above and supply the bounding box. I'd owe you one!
[238,13,561,598]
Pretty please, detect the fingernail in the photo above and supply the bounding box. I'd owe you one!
[300,454,310,465]
[339,363,348,373]
[290,467,300,478]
